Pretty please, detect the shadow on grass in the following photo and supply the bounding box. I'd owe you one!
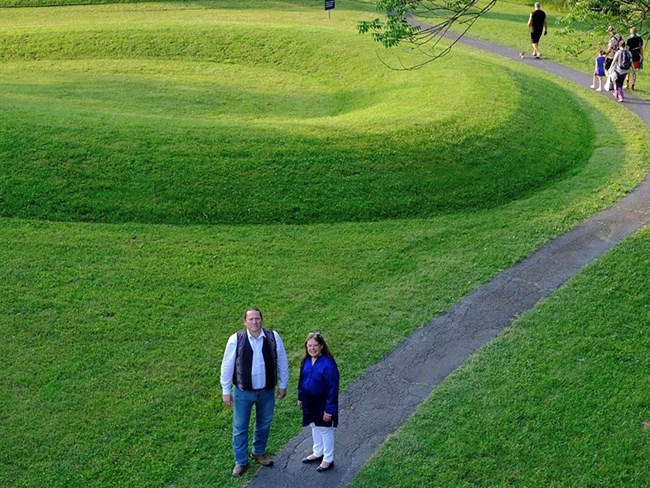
[0,64,596,226]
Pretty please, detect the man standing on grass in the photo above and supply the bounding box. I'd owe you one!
[527,2,547,59]
[220,308,289,477]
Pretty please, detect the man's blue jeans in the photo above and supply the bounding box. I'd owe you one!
[232,387,276,465]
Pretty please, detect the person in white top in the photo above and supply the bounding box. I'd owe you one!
[220,308,289,477]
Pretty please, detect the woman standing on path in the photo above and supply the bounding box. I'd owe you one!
[298,332,340,472]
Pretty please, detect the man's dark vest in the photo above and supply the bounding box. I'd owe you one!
[233,328,278,391]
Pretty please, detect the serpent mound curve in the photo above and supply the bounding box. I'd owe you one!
[0,12,594,225]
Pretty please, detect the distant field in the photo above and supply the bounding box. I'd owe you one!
[1,1,649,487]
[0,0,154,5]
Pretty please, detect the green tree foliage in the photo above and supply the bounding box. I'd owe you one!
[357,0,425,48]
[358,1,650,64]
[565,0,650,29]
[357,0,496,67]
[557,1,650,58]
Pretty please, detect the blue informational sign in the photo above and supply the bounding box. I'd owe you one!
[325,0,335,10]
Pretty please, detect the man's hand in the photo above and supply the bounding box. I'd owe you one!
[277,388,287,400]
[222,394,233,407]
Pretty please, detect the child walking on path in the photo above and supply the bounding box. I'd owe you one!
[591,49,606,91]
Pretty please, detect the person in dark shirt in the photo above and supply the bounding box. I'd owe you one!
[626,27,644,89]
[527,2,548,58]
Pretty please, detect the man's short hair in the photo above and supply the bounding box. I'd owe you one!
[243,307,264,320]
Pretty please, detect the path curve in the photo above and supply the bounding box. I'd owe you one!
[247,26,650,488]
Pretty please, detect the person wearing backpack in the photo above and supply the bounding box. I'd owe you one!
[605,26,623,72]
[610,40,633,102]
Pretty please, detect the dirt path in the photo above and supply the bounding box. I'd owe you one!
[247,29,650,488]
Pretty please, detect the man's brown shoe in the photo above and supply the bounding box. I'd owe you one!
[250,453,274,467]
[231,464,248,477]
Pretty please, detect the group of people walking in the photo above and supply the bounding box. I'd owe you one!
[526,2,645,103]
[591,26,644,102]
[220,308,340,477]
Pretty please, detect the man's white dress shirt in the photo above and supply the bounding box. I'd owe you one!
[220,329,289,395]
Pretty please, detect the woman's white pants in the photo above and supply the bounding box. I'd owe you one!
[310,424,335,463]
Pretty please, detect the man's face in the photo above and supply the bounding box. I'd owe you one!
[244,310,263,336]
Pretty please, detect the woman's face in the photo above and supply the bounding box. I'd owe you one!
[306,338,323,358]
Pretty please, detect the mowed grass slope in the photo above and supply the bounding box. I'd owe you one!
[0,2,592,224]
[1,1,649,487]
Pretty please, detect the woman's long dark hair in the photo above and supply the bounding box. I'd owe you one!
[300,332,336,369]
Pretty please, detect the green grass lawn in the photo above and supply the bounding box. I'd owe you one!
[1,1,649,487]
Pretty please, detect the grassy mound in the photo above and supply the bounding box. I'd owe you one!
[0,4,593,224]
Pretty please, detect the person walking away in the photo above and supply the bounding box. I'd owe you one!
[298,332,340,473]
[591,49,606,91]
[605,26,623,73]
[527,2,547,59]
[626,27,643,89]
[610,40,632,102]
[220,308,290,477]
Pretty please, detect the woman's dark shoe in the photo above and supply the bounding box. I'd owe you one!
[302,455,323,464]
[317,461,334,472]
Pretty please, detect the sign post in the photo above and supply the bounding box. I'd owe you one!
[324,0,335,19]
